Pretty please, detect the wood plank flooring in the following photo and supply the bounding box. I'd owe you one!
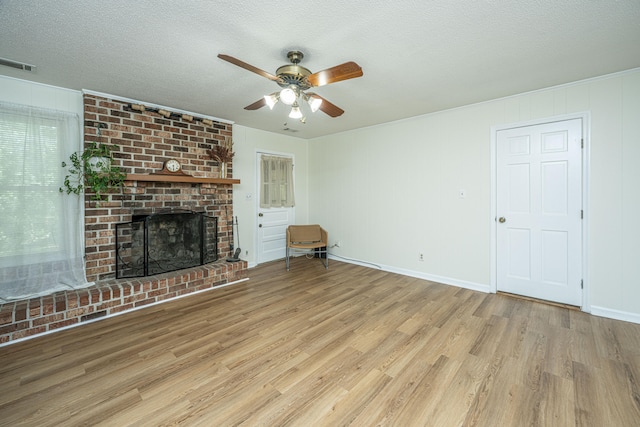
[1,259,639,426]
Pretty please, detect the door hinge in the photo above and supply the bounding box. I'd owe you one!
[581,210,583,219]
[581,279,584,289]
[581,138,584,149]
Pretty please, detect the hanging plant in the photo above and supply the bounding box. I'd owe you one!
[59,142,126,205]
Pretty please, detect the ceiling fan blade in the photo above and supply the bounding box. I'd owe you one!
[306,93,344,117]
[244,98,267,110]
[307,61,363,87]
[218,54,283,82]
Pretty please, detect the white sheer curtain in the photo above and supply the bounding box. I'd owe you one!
[260,155,295,208]
[0,102,88,303]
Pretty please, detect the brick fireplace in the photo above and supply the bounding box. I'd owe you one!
[0,94,247,344]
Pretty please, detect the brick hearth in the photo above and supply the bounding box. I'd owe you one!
[0,94,247,344]
[0,261,247,343]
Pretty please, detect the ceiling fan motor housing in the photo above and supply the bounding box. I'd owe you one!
[276,51,312,90]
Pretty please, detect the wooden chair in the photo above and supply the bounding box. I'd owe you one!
[286,225,328,271]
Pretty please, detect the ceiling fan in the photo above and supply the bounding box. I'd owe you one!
[218,51,363,121]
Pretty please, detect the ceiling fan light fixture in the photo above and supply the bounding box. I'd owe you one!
[307,95,323,113]
[264,92,279,109]
[288,102,303,119]
[280,86,298,105]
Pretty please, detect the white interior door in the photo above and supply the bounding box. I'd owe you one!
[496,118,583,306]
[256,152,294,264]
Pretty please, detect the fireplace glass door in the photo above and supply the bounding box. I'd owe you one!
[115,211,217,279]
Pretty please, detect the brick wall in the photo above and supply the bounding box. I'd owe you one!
[0,94,247,344]
[84,95,235,282]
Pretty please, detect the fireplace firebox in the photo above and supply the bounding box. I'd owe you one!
[115,210,218,279]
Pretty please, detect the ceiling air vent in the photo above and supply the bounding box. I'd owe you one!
[0,57,36,72]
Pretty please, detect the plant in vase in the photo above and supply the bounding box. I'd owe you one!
[59,142,126,205]
[207,140,234,178]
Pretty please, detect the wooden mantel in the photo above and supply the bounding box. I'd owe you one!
[125,174,240,185]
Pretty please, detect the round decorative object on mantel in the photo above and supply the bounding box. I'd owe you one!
[165,158,181,172]
[154,158,190,176]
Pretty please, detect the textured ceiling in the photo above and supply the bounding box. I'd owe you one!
[1,0,639,139]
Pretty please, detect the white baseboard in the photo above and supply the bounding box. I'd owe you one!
[328,255,490,293]
[590,306,640,325]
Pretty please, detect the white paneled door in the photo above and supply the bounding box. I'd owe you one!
[256,152,295,264]
[496,118,583,306]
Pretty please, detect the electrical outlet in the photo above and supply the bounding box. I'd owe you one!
[335,241,342,248]
[419,253,424,261]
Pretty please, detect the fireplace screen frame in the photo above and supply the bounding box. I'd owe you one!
[115,210,218,279]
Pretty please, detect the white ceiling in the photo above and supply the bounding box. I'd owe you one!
[1,0,639,139]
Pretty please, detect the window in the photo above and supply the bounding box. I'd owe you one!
[260,155,295,208]
[0,102,87,302]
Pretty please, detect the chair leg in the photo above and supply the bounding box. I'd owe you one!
[321,246,328,269]
[286,246,290,271]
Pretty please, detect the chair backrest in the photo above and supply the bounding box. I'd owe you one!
[288,225,322,243]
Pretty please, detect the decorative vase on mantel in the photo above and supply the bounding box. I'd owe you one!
[207,143,234,179]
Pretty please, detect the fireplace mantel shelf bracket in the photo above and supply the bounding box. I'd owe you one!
[125,174,240,185]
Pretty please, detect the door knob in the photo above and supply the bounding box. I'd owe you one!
[258,213,263,217]
[259,224,262,228]
[498,217,506,223]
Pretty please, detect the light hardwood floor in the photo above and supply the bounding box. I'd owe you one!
[1,259,639,426]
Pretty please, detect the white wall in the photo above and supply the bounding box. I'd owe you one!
[0,75,82,115]
[232,125,309,266]
[308,69,640,322]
